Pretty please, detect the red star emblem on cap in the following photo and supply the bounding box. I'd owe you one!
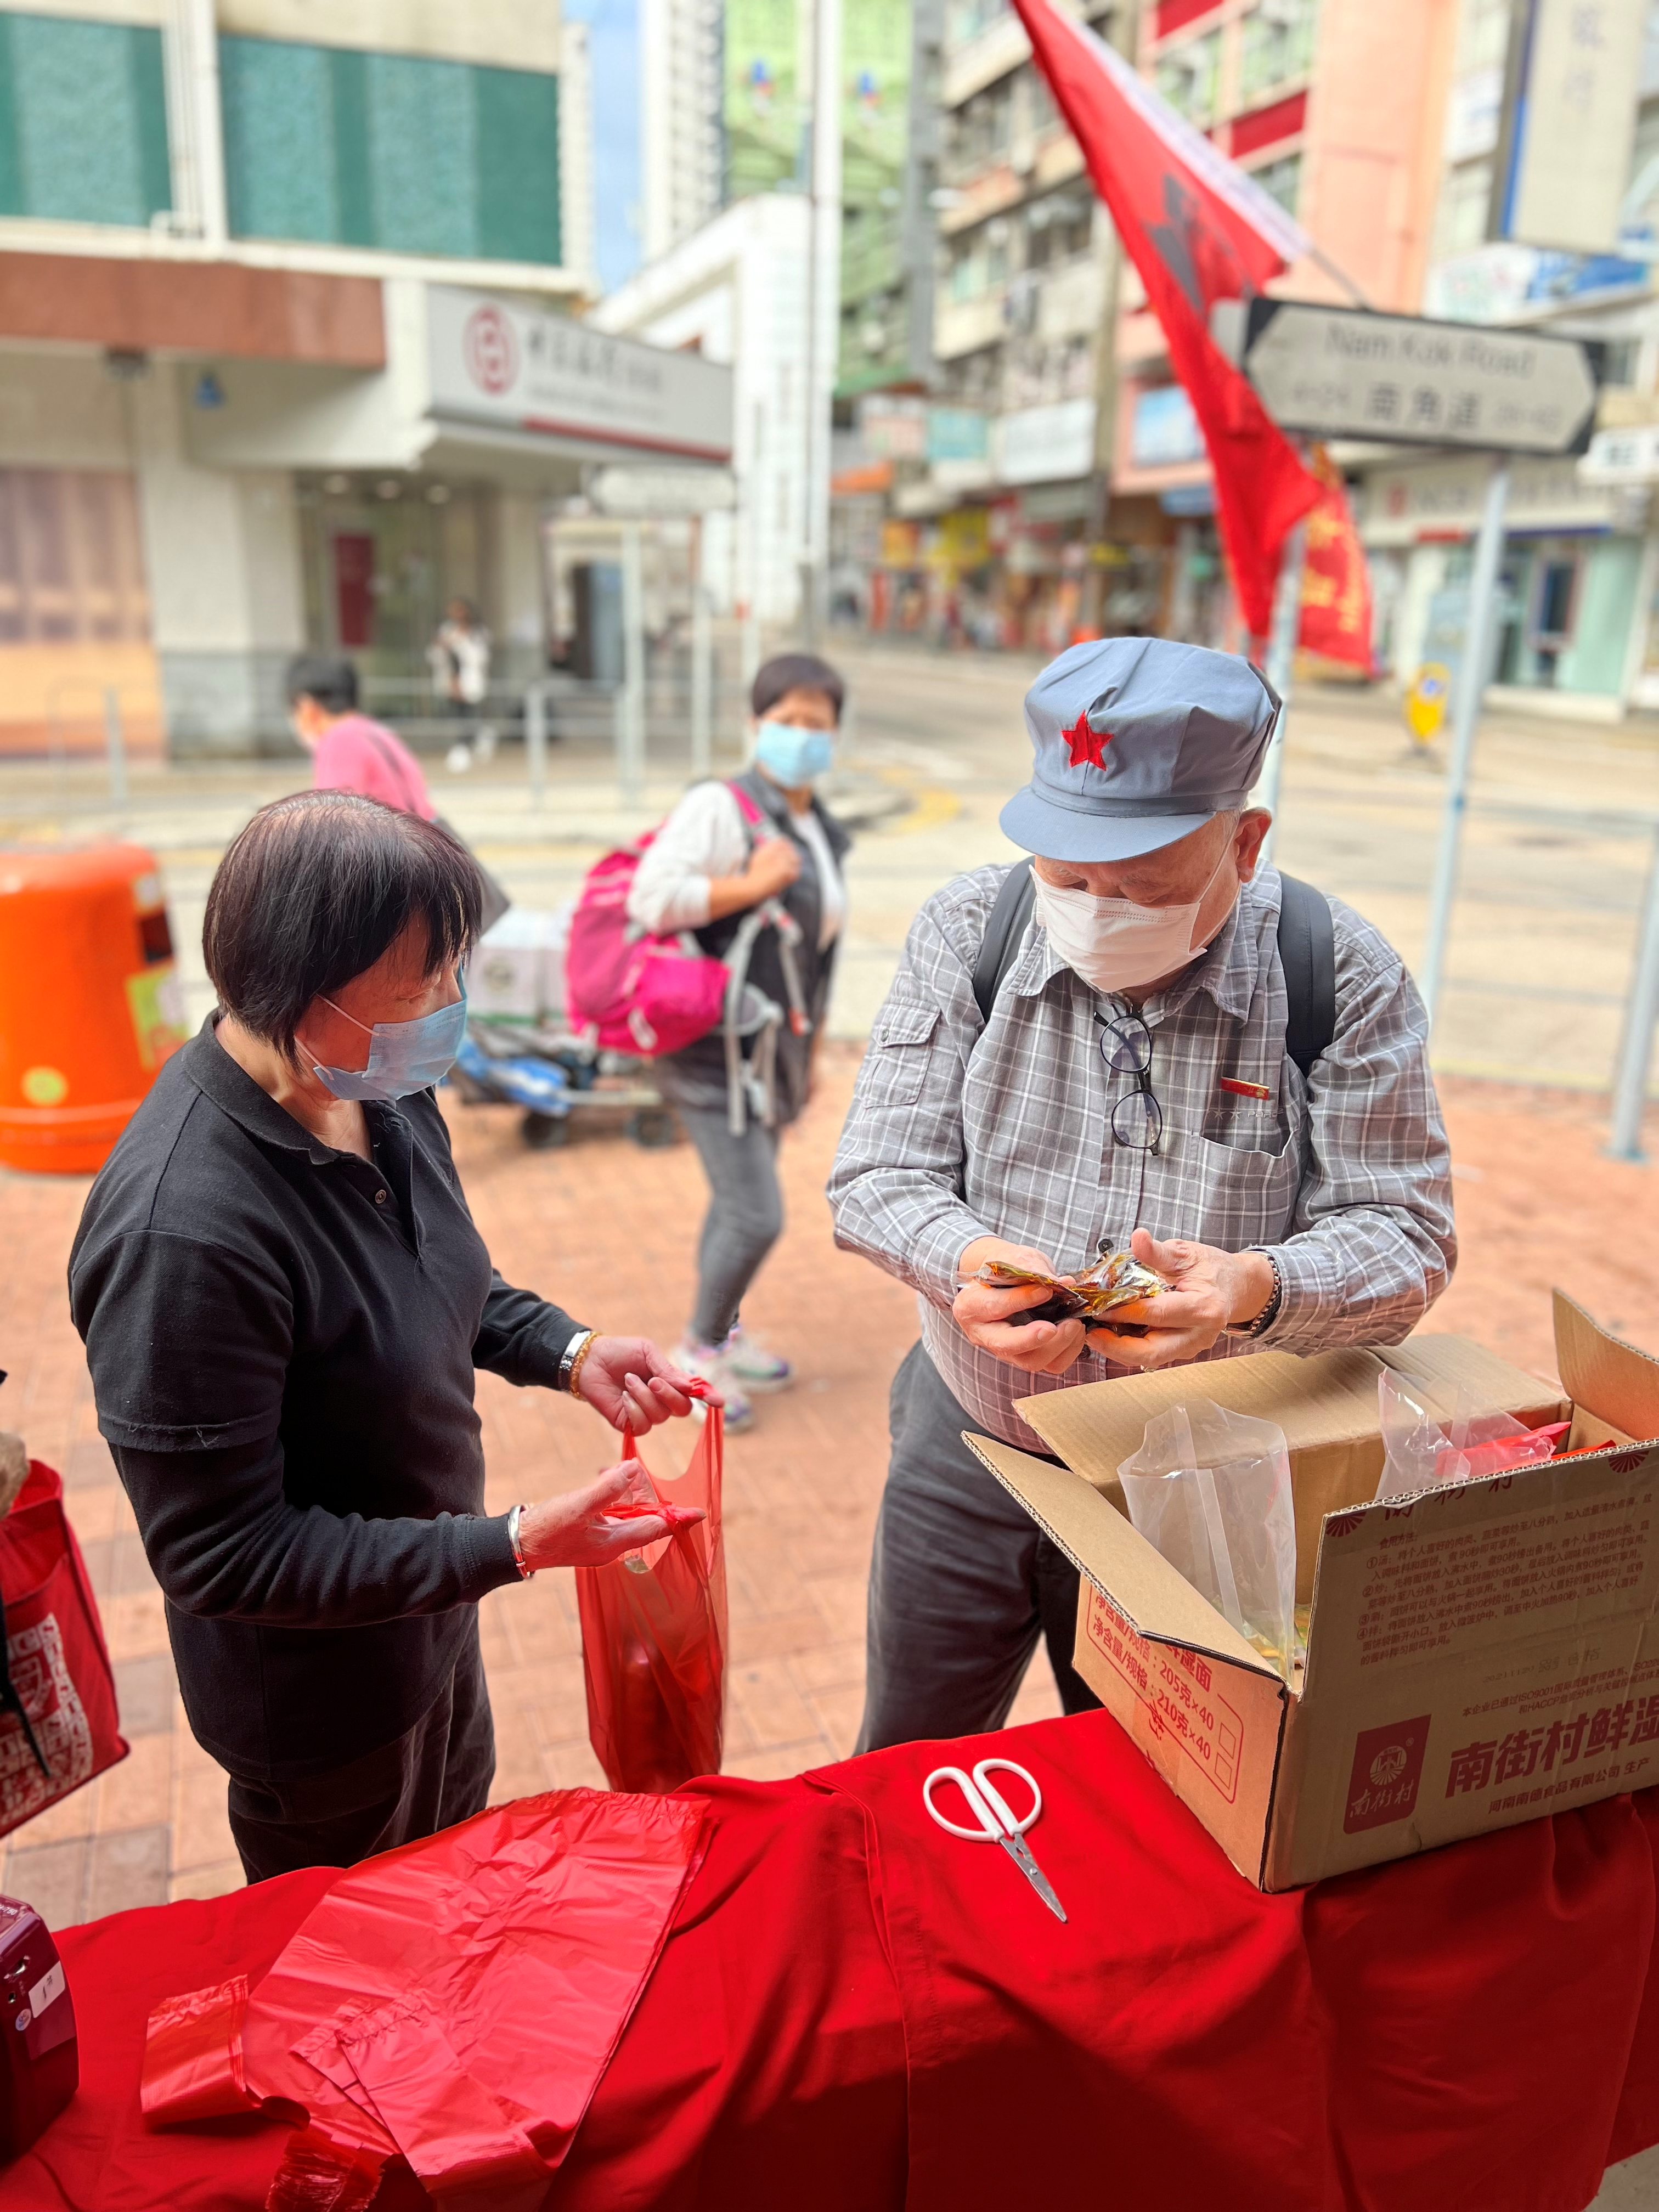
[1063,708,1110,769]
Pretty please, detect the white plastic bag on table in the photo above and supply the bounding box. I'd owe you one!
[1117,1398,1299,1685]
[1374,1370,1566,1502]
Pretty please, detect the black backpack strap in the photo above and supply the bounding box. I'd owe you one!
[972,861,1035,1025]
[971,857,1336,1076]
[1276,872,1336,1078]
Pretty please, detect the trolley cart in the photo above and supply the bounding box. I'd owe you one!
[449,1018,679,1152]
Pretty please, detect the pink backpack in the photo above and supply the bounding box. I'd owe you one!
[565,785,768,1056]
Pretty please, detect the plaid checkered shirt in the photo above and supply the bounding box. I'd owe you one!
[827,864,1457,1450]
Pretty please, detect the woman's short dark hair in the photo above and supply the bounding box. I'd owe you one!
[751,652,845,724]
[285,653,359,713]
[204,792,482,1058]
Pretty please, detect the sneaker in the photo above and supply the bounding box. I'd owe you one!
[724,1325,793,1392]
[671,1339,753,1432]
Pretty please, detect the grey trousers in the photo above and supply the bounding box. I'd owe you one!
[676,1102,783,1346]
[856,1341,1103,1754]
[225,1617,495,1881]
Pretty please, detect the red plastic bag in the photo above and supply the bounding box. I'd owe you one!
[576,1405,728,1793]
[0,1462,127,1838]
[143,1788,707,2206]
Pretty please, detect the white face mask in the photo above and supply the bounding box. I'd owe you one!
[1031,843,1233,995]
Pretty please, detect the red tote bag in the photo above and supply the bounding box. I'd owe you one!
[575,1407,728,1793]
[0,1462,128,1838]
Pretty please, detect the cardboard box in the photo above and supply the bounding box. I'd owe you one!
[469,907,571,1023]
[967,1293,1659,1891]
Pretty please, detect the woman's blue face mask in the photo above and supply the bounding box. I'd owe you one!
[753,718,834,789]
[306,981,468,1102]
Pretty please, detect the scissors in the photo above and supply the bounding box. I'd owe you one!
[922,1758,1067,1924]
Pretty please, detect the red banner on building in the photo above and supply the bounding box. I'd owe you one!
[1298,447,1374,671]
[1012,0,1321,639]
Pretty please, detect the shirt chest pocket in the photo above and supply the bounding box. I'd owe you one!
[864,998,940,1108]
[1152,1125,1301,1247]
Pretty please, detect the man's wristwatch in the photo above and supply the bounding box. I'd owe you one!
[1225,1249,1285,1340]
[506,1502,534,1580]
[558,1328,597,1397]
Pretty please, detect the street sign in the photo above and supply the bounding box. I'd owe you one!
[588,465,737,517]
[1242,301,1602,455]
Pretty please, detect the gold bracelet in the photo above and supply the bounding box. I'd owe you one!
[566,1329,598,1400]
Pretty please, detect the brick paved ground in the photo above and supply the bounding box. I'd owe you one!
[5,1049,1659,1921]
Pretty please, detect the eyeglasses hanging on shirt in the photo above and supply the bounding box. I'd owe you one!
[1096,1011,1161,1153]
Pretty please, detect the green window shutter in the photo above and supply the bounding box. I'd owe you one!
[216,33,563,266]
[221,35,340,242]
[363,51,476,257]
[475,65,560,266]
[0,20,23,218]
[328,47,374,247]
[3,13,170,227]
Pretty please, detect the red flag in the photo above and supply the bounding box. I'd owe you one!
[1297,445,1373,671]
[1012,0,1321,639]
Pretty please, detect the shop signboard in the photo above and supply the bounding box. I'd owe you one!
[1497,0,1645,257]
[992,398,1096,487]
[1242,301,1602,456]
[843,0,910,213]
[428,288,733,464]
[724,0,801,199]
[1424,241,1650,326]
[926,407,990,464]
[1130,384,1205,469]
[588,467,738,516]
[1579,425,1659,487]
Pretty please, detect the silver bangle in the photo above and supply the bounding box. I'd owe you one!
[506,1502,534,1581]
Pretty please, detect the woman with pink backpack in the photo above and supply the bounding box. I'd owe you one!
[626,654,850,1427]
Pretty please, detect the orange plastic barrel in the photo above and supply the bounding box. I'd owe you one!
[0,844,190,1174]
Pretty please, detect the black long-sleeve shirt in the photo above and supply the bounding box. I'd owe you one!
[68,1021,586,1774]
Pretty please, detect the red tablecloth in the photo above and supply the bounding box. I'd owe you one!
[13,1709,1659,2211]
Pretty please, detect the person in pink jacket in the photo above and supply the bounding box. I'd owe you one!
[287,655,436,820]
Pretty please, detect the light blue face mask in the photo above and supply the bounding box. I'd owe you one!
[754,719,834,789]
[306,982,469,1102]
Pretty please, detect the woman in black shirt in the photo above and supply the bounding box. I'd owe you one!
[71,792,705,1880]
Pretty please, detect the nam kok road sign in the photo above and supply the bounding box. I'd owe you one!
[1242,300,1603,456]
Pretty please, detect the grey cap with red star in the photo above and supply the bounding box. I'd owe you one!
[998,636,1282,863]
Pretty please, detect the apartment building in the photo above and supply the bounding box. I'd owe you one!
[1358,0,1659,720]
[0,0,731,758]
[849,0,1464,653]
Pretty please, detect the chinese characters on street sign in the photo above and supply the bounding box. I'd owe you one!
[1242,301,1602,457]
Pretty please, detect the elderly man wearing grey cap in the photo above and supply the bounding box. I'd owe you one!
[828,635,1455,1751]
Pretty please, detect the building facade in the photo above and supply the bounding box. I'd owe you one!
[640,0,724,267]
[842,0,1464,656]
[1351,0,1659,721]
[0,0,716,758]
[590,192,811,628]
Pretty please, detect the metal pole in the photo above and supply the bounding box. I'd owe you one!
[619,520,646,805]
[1253,519,1307,867]
[1418,457,1511,1028]
[691,579,713,779]
[1608,823,1659,1161]
[524,680,547,810]
[103,687,129,808]
[800,0,842,652]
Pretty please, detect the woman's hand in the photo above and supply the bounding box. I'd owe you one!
[951,1235,1087,1377]
[517,1460,704,1571]
[576,1336,710,1432]
[743,835,802,902]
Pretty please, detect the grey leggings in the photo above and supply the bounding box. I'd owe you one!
[676,1103,783,1346]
